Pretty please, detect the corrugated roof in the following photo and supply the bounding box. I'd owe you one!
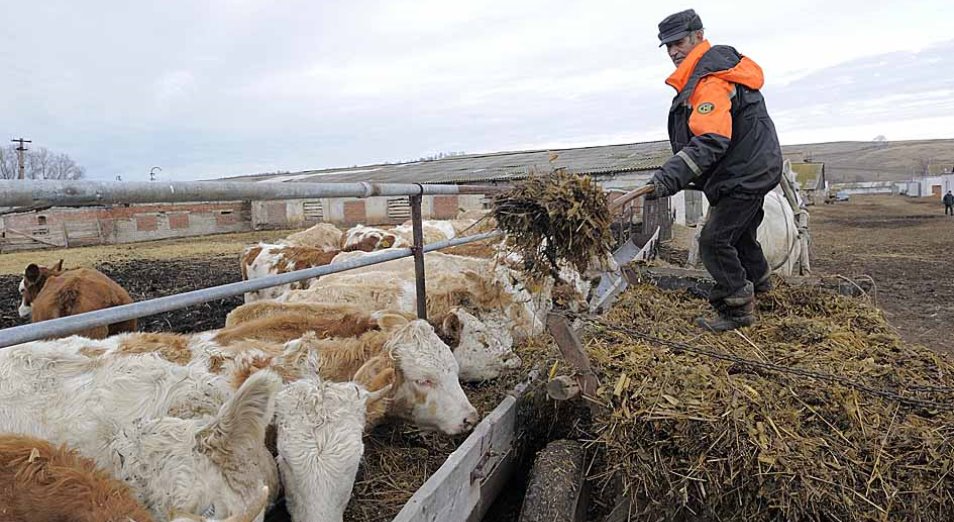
[221,141,672,184]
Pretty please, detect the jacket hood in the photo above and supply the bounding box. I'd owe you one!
[666,41,764,92]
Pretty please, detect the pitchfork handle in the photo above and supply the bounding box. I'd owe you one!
[609,184,655,213]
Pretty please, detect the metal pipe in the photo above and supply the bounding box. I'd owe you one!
[0,230,503,349]
[409,194,427,320]
[0,180,509,208]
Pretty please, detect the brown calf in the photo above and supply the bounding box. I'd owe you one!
[19,260,136,339]
[0,434,155,522]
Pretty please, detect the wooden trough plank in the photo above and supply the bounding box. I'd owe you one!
[392,395,517,522]
[546,313,599,399]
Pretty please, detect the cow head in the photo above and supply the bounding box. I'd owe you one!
[116,370,281,521]
[19,260,63,318]
[386,318,479,435]
[435,308,521,382]
[275,350,384,522]
[343,225,406,252]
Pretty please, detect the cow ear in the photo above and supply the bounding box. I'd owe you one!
[438,312,462,347]
[53,259,64,272]
[198,370,279,450]
[25,264,40,282]
[374,312,409,331]
[353,355,393,392]
[278,333,320,375]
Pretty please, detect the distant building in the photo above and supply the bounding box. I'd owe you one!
[907,174,954,198]
[222,142,672,229]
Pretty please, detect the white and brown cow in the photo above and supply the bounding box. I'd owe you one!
[270,346,391,522]
[240,244,341,302]
[67,315,477,434]
[340,224,409,252]
[36,330,393,522]
[213,318,480,434]
[224,300,519,382]
[0,341,280,521]
[0,434,268,522]
[282,222,343,250]
[18,260,136,339]
[322,250,551,339]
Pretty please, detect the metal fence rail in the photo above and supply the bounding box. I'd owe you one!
[0,180,506,207]
[0,230,503,349]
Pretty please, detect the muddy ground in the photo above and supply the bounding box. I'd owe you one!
[0,229,303,333]
[808,195,954,353]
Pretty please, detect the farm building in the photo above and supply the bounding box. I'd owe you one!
[224,141,672,228]
[830,180,900,196]
[0,141,671,252]
[0,201,250,253]
[905,173,954,198]
[0,139,815,252]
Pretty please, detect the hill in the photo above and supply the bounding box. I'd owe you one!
[781,139,954,183]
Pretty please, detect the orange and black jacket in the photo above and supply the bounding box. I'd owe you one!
[656,40,782,204]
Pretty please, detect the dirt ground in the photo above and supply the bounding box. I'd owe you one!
[808,195,954,353]
[0,229,301,333]
[665,194,953,353]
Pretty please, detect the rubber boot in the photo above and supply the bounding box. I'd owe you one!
[696,283,755,333]
[753,271,773,295]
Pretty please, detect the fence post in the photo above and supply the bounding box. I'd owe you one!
[636,196,671,246]
[409,193,427,320]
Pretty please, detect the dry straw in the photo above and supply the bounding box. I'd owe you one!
[492,170,613,281]
[581,282,954,521]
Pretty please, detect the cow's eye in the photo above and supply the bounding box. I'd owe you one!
[415,379,434,387]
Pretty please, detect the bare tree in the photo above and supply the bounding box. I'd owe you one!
[0,145,85,180]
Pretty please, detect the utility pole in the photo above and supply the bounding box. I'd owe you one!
[10,138,31,179]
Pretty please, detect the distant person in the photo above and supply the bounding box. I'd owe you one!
[646,8,782,332]
[944,190,954,216]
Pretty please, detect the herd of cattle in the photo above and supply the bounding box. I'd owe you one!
[3,213,591,522]
[4,191,804,521]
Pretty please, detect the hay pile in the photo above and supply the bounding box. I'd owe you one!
[493,171,612,280]
[580,283,954,521]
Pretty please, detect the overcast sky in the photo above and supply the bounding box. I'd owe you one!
[1,0,952,182]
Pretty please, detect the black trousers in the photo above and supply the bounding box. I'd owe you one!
[699,195,769,304]
[945,204,953,216]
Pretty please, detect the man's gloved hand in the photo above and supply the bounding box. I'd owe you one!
[645,173,672,201]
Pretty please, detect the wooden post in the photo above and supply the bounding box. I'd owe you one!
[635,196,671,246]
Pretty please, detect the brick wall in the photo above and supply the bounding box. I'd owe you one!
[1,201,251,252]
[431,195,459,219]
[343,200,366,225]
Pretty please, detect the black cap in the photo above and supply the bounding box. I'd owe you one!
[657,9,703,47]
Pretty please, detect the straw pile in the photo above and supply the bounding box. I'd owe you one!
[492,171,612,280]
[580,282,954,521]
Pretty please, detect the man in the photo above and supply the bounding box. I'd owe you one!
[943,190,953,216]
[646,9,783,332]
